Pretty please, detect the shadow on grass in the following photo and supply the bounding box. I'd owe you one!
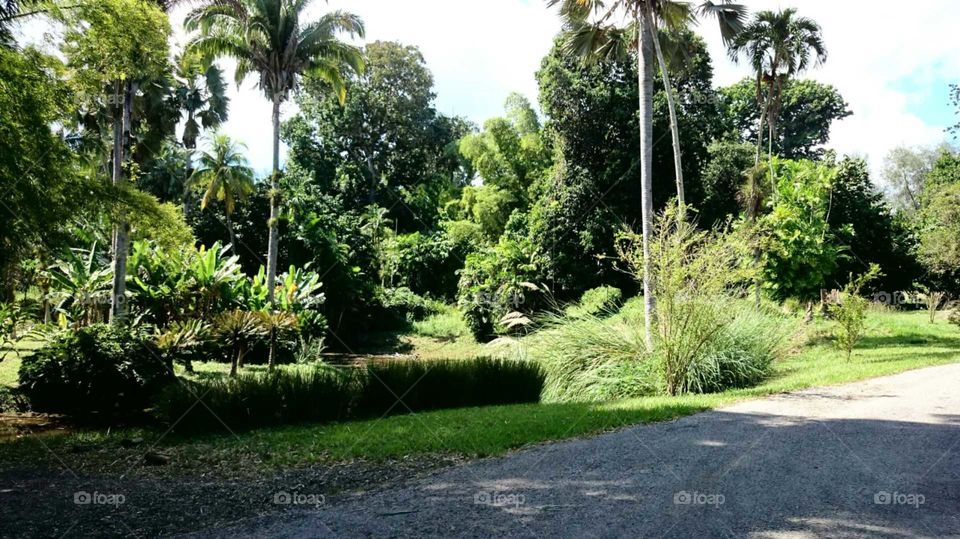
[858,333,960,349]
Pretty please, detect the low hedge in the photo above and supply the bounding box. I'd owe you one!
[156,357,544,431]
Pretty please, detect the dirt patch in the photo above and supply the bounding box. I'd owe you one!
[0,454,463,537]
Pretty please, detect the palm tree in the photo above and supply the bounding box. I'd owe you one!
[187,132,255,250]
[185,0,365,306]
[172,49,229,153]
[728,8,826,163]
[649,2,744,214]
[547,0,744,348]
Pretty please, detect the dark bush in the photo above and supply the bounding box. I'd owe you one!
[371,286,440,330]
[155,357,544,431]
[18,324,174,417]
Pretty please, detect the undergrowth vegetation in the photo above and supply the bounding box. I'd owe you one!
[157,357,544,431]
[525,208,797,402]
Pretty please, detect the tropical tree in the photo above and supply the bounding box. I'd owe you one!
[56,0,171,324]
[546,0,745,347]
[186,0,365,306]
[171,49,229,153]
[728,8,827,164]
[187,132,256,250]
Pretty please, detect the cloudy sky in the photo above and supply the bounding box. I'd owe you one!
[32,1,960,179]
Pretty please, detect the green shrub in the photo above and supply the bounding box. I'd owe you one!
[531,310,657,403]
[456,226,542,341]
[829,265,881,361]
[949,306,960,329]
[412,305,470,339]
[679,302,793,394]
[565,286,622,317]
[19,324,174,417]
[531,301,792,402]
[372,286,440,330]
[533,208,793,402]
[156,357,543,431]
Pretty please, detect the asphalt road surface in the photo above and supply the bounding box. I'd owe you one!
[193,364,960,538]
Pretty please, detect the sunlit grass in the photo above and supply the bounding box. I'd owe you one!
[1,311,958,475]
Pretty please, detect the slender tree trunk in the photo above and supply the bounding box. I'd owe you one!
[225,211,237,252]
[764,80,778,201]
[754,97,766,165]
[639,10,656,350]
[265,95,282,306]
[267,326,276,372]
[110,80,136,324]
[229,343,239,377]
[648,19,684,216]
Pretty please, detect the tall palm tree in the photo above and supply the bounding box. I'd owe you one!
[547,0,744,348]
[649,1,744,214]
[185,0,364,306]
[172,49,229,152]
[187,132,255,250]
[728,8,826,163]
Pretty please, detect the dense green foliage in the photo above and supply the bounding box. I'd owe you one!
[721,78,850,159]
[19,324,174,416]
[3,1,959,439]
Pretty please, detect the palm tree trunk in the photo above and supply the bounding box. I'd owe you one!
[754,96,766,165]
[648,20,684,216]
[638,10,657,350]
[267,326,276,372]
[229,343,239,377]
[764,80,778,201]
[110,80,135,324]
[225,211,237,252]
[265,95,281,306]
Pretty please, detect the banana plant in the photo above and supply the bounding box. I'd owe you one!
[239,264,324,313]
[186,242,243,318]
[45,243,113,327]
[127,240,192,325]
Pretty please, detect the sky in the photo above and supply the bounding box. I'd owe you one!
[23,1,960,180]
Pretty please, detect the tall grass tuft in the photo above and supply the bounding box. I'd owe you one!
[530,206,797,402]
[531,309,658,403]
[679,302,793,394]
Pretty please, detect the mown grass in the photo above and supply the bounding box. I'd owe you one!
[1,311,958,474]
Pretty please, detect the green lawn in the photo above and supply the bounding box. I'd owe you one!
[0,337,42,389]
[1,311,958,476]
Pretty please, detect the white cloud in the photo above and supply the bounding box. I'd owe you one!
[700,0,959,180]
[26,1,959,178]
[170,0,563,174]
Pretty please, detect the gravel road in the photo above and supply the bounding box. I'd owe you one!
[193,363,960,538]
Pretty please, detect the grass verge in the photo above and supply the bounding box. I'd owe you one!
[0,311,958,475]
